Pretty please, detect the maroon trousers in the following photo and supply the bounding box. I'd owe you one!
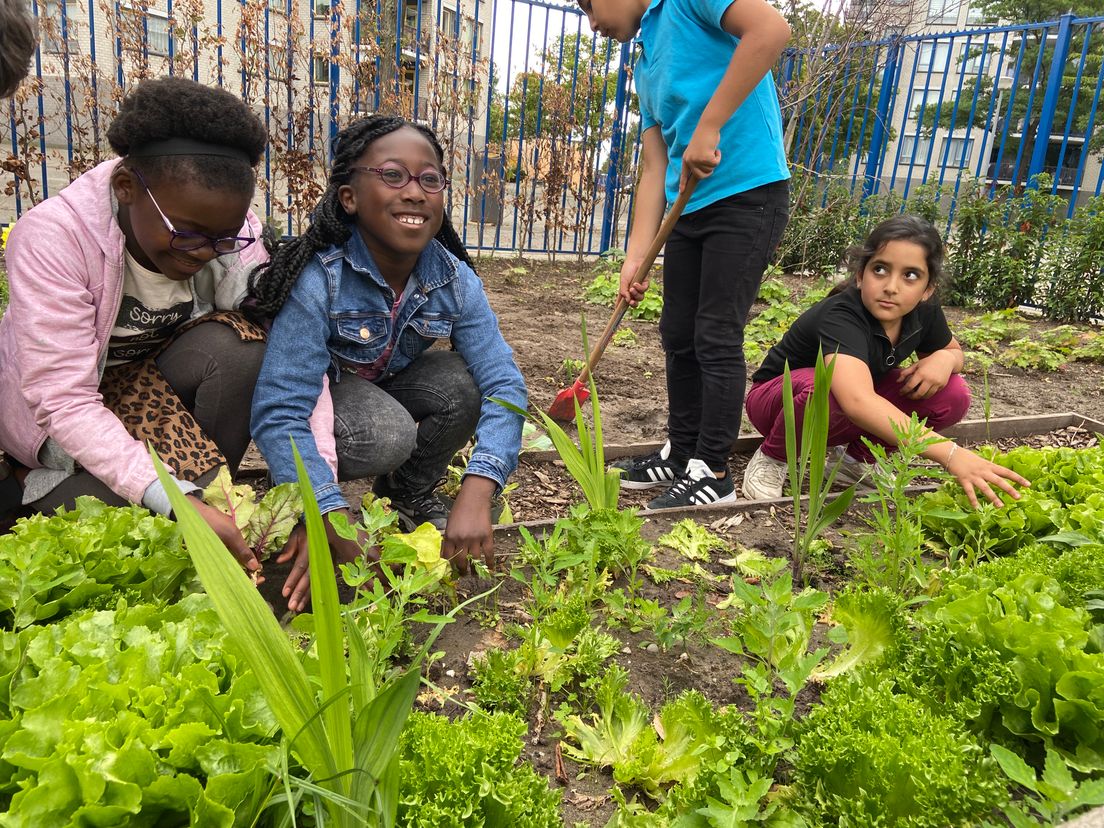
[745,367,971,463]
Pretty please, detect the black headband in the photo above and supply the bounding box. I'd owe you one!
[128,137,251,164]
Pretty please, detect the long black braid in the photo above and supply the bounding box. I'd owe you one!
[248,114,474,321]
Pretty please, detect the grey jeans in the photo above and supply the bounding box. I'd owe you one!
[330,349,481,496]
[29,321,264,512]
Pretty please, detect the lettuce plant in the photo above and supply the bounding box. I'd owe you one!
[396,712,561,827]
[794,676,1007,826]
[657,518,727,563]
[154,445,420,827]
[919,570,1104,771]
[0,594,279,825]
[561,667,725,799]
[0,497,190,630]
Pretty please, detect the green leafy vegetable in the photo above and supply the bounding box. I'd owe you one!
[202,466,302,558]
[657,519,727,562]
[0,594,278,826]
[560,665,651,769]
[0,498,190,630]
[813,587,903,681]
[793,676,1007,826]
[396,712,561,827]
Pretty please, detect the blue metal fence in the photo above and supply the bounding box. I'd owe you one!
[5,1,1102,255]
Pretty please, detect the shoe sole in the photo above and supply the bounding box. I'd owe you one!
[648,490,738,510]
[618,477,675,490]
[742,484,783,500]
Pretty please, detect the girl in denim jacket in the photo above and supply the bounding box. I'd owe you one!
[249,115,527,611]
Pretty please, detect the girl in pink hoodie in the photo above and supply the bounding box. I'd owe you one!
[0,78,272,570]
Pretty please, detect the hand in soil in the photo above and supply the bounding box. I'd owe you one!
[444,476,497,575]
[189,495,262,584]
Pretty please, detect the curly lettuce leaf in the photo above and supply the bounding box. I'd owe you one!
[0,594,278,824]
[658,519,728,562]
[0,499,190,630]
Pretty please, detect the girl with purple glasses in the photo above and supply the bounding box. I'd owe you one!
[0,78,277,572]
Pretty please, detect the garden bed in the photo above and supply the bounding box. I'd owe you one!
[5,260,1104,826]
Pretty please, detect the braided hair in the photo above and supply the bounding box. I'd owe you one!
[248,115,473,321]
[107,77,266,194]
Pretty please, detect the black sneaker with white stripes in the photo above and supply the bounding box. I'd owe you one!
[610,440,680,490]
[647,458,737,510]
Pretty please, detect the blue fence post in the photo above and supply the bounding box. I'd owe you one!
[329,2,341,162]
[861,36,901,200]
[1027,12,1074,188]
[599,41,632,253]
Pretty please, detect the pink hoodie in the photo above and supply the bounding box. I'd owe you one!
[0,159,336,506]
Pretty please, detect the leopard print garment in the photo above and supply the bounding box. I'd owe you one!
[99,311,266,482]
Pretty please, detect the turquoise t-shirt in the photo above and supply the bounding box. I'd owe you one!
[635,0,790,212]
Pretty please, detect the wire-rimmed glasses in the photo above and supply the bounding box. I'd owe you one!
[132,168,257,256]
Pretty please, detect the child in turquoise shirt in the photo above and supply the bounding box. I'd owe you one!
[581,0,791,508]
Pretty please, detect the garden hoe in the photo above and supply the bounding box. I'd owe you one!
[547,176,697,422]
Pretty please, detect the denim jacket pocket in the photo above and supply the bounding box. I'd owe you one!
[333,315,390,365]
[399,316,453,358]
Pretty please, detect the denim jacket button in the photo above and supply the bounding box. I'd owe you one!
[359,327,370,339]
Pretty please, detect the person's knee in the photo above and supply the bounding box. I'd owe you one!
[934,374,972,424]
[335,412,417,480]
[440,354,481,430]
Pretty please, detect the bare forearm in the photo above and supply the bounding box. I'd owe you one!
[837,393,956,466]
[625,148,667,262]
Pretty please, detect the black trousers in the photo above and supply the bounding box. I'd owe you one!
[660,179,790,472]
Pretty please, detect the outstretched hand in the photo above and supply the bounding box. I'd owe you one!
[945,446,1030,509]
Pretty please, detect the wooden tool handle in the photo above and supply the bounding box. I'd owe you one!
[576,177,698,385]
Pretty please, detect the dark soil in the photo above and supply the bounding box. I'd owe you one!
[472,256,1103,523]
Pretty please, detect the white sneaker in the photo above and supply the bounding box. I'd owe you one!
[828,445,878,489]
[742,448,788,500]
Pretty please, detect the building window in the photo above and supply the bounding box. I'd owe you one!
[900,134,933,163]
[441,6,457,38]
[942,136,975,167]
[313,0,329,18]
[926,0,957,24]
[961,44,986,74]
[41,0,78,53]
[403,0,421,38]
[312,53,329,85]
[461,18,483,60]
[907,86,941,117]
[917,41,952,72]
[121,5,170,57]
[966,2,986,23]
[268,44,289,83]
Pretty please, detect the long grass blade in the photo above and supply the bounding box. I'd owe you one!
[292,440,354,792]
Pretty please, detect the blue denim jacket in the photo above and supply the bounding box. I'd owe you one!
[251,231,528,514]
